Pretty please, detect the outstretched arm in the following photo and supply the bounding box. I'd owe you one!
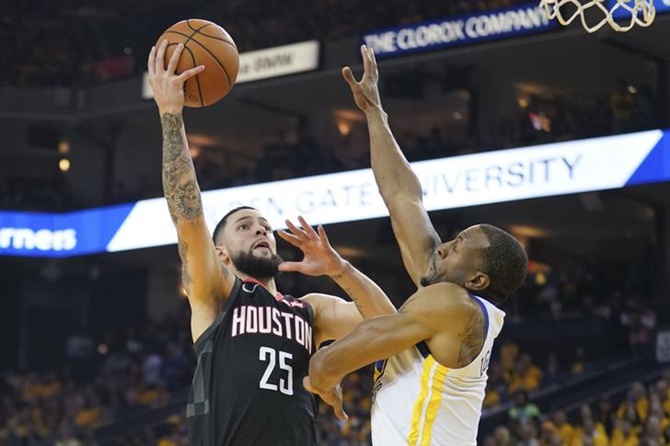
[148,41,236,342]
[343,45,441,287]
[305,283,479,418]
[278,216,396,345]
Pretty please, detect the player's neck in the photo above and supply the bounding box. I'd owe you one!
[238,274,277,295]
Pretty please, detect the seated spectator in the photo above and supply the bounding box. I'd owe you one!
[539,421,562,446]
[571,418,609,446]
[610,419,640,446]
[509,390,541,424]
[552,410,575,445]
[508,353,543,393]
[618,383,649,425]
[500,337,520,374]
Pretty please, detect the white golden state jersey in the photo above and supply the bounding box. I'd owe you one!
[371,295,505,446]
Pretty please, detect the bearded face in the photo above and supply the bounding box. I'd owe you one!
[229,249,284,279]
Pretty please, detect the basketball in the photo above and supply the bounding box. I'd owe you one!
[155,19,239,108]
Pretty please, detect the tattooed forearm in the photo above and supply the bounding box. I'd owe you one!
[457,310,484,367]
[178,239,192,291]
[161,113,203,222]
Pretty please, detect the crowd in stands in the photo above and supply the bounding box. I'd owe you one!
[482,373,670,446]
[0,309,194,446]
[2,0,527,88]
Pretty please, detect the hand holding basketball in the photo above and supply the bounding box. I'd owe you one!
[148,40,205,115]
[152,19,239,108]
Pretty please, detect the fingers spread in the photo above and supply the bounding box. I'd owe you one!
[285,219,307,239]
[155,39,168,73]
[297,215,318,239]
[317,225,330,245]
[277,229,301,247]
[167,43,184,75]
[361,44,370,73]
[342,67,357,85]
[176,65,205,83]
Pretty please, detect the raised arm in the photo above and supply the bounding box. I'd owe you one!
[343,45,441,287]
[278,216,396,345]
[148,41,236,342]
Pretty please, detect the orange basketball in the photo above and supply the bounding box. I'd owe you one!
[156,19,239,108]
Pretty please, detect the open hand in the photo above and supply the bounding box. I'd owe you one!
[342,45,382,114]
[147,40,205,115]
[278,216,345,277]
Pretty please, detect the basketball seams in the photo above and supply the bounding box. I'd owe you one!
[186,19,238,50]
[161,29,234,87]
[181,45,205,107]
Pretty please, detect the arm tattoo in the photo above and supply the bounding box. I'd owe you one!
[457,310,484,367]
[342,286,367,315]
[178,239,192,291]
[161,113,203,222]
[330,269,347,281]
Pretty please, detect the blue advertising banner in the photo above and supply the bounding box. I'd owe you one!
[362,4,558,58]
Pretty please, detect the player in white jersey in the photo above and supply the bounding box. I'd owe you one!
[303,46,529,446]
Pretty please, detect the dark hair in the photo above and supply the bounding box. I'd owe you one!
[477,224,528,306]
[212,206,258,245]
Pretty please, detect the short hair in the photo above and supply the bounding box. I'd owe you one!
[212,206,258,245]
[477,224,528,306]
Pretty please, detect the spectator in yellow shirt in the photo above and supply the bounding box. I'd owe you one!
[552,409,575,445]
[616,382,649,423]
[500,337,520,373]
[643,414,666,445]
[509,354,543,393]
[611,419,640,446]
[571,419,609,446]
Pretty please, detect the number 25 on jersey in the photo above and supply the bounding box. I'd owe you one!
[259,346,294,395]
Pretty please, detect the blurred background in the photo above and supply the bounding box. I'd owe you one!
[1,0,670,445]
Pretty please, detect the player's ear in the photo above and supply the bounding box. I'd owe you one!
[215,245,229,262]
[465,271,490,291]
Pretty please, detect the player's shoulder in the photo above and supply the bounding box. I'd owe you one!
[298,292,340,304]
[415,282,471,302]
[402,282,475,314]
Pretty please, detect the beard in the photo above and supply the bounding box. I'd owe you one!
[420,274,436,287]
[420,256,439,287]
[230,249,284,279]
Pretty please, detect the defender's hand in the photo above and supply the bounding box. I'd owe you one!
[342,45,382,114]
